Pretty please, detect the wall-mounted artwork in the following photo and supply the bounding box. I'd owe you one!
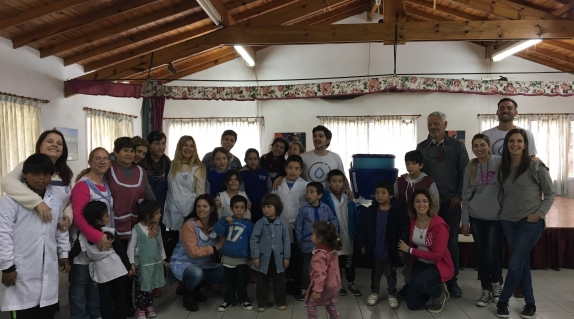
[447,130,466,145]
[55,127,78,161]
[274,132,306,149]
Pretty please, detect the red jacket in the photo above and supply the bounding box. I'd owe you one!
[409,215,454,283]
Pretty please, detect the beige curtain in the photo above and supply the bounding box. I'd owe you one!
[86,109,134,153]
[0,95,41,193]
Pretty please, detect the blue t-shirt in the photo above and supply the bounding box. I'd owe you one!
[287,182,294,190]
[374,208,389,261]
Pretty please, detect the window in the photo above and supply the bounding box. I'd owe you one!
[0,95,41,193]
[479,114,572,195]
[166,117,263,160]
[85,109,134,154]
[321,116,418,175]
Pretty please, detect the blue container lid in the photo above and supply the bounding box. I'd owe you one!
[352,154,396,158]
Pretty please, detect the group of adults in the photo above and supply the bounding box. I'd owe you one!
[414,98,554,318]
[0,97,554,318]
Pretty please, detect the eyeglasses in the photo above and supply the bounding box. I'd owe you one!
[426,144,444,160]
[93,157,110,163]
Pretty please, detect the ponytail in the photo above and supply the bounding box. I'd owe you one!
[75,168,92,183]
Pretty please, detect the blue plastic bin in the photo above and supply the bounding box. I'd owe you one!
[349,167,399,200]
[352,154,395,169]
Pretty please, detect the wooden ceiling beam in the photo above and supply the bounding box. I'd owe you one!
[170,20,574,46]
[406,5,443,21]
[74,0,349,80]
[209,0,236,26]
[450,0,563,20]
[40,1,200,58]
[367,3,378,22]
[160,53,239,83]
[552,2,574,17]
[528,46,574,65]
[0,0,90,30]
[514,51,574,74]
[406,0,481,21]
[11,0,162,48]
[66,0,262,67]
[383,0,406,23]
[543,40,574,52]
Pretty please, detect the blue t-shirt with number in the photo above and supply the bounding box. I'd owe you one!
[213,215,254,259]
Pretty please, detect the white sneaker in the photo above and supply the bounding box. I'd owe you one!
[388,295,399,309]
[367,293,379,306]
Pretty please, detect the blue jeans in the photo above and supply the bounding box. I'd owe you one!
[182,264,225,292]
[469,217,502,290]
[69,264,100,319]
[439,200,460,285]
[406,262,442,310]
[500,218,544,303]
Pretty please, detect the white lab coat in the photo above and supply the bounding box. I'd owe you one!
[164,166,199,230]
[79,227,128,284]
[217,190,251,220]
[0,186,70,311]
[272,177,309,243]
[329,192,353,256]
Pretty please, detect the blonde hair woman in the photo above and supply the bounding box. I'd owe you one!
[164,136,206,257]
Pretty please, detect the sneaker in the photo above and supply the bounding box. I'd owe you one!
[218,302,232,312]
[447,282,463,297]
[397,284,408,298]
[339,287,348,296]
[257,307,266,312]
[137,310,146,319]
[182,294,199,312]
[145,307,157,318]
[367,293,379,306]
[277,305,287,310]
[152,288,162,298]
[496,301,510,318]
[298,289,307,301]
[491,282,502,302]
[347,283,362,296]
[388,295,399,309]
[476,289,492,307]
[520,303,536,319]
[428,283,448,314]
[240,302,253,311]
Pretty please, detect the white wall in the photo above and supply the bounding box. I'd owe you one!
[0,37,142,175]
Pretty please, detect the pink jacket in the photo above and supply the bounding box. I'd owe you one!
[305,246,341,306]
[409,215,454,283]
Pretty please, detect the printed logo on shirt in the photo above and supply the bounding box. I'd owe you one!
[477,170,497,186]
[183,174,189,180]
[491,138,505,156]
[227,224,246,242]
[259,175,267,180]
[65,186,70,194]
[308,162,331,183]
[425,230,435,247]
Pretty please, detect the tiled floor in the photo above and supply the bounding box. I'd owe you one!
[3,267,574,319]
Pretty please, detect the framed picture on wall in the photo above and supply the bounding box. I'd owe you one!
[275,132,306,149]
[55,127,79,161]
[447,130,465,145]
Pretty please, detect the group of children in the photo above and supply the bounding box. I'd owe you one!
[0,142,439,319]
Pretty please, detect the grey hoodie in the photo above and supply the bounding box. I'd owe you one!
[461,155,502,226]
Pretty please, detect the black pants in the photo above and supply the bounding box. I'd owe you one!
[12,303,57,319]
[165,229,179,260]
[339,254,356,282]
[301,252,312,289]
[256,255,286,307]
[370,258,397,295]
[286,243,302,289]
[120,239,134,310]
[98,275,127,319]
[224,264,250,304]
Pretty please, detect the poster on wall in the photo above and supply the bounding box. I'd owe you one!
[447,130,466,145]
[275,132,306,150]
[55,127,78,161]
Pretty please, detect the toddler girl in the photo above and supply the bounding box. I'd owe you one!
[217,170,251,219]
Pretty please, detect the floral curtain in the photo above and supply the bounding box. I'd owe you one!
[86,109,134,153]
[165,117,264,159]
[0,95,41,193]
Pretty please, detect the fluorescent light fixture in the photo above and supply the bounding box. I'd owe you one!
[234,45,255,67]
[196,0,222,25]
[491,39,542,62]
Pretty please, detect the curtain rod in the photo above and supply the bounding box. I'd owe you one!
[83,107,138,118]
[164,116,264,120]
[477,113,574,116]
[0,91,50,104]
[316,114,421,118]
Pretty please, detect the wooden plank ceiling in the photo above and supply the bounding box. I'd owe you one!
[0,0,573,86]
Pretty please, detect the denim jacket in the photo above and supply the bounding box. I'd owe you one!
[250,217,291,274]
[294,202,339,253]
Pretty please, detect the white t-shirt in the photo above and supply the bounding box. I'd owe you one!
[412,226,433,264]
[300,151,345,187]
[482,126,537,156]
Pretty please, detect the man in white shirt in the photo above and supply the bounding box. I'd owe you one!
[482,98,537,157]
